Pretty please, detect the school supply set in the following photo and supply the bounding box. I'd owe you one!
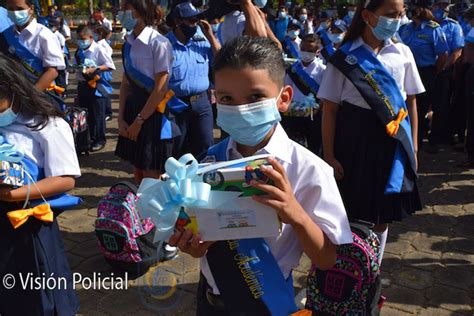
[136,154,281,242]
[285,94,320,118]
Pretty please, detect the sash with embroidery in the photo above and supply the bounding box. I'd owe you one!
[330,41,417,194]
[122,42,188,140]
[203,140,298,316]
[75,48,113,98]
[283,37,301,60]
[287,60,320,96]
[0,26,66,110]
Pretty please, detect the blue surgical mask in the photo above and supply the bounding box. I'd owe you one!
[433,8,447,21]
[279,11,287,19]
[211,23,219,33]
[254,0,267,8]
[328,32,344,43]
[347,10,355,18]
[370,15,401,41]
[299,14,308,21]
[300,51,316,63]
[93,33,99,41]
[118,10,137,31]
[0,95,18,127]
[78,39,91,50]
[7,9,31,27]
[287,29,300,39]
[216,93,282,146]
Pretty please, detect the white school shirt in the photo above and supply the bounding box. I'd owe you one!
[1,116,81,178]
[317,37,425,110]
[53,30,66,49]
[285,58,326,103]
[98,39,113,58]
[13,18,66,70]
[220,10,246,44]
[200,124,353,295]
[126,26,173,79]
[76,41,116,81]
[102,18,113,32]
[61,23,71,39]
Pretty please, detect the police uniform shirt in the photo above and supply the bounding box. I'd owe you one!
[285,57,326,103]
[126,26,173,80]
[166,28,212,97]
[1,116,81,178]
[76,40,115,81]
[0,7,12,33]
[318,37,425,110]
[220,10,246,44]
[399,20,449,67]
[201,124,354,295]
[439,17,465,55]
[12,18,66,70]
[98,38,113,58]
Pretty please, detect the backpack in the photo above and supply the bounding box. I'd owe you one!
[305,222,382,316]
[95,182,158,273]
[65,105,90,156]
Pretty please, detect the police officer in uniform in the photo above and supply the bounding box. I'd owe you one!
[166,1,221,159]
[429,0,465,149]
[400,0,449,150]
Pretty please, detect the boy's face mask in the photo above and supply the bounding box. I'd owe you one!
[216,90,283,146]
[7,9,31,27]
[0,94,18,128]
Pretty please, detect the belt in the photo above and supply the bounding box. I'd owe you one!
[179,91,207,104]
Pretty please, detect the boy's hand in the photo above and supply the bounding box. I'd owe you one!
[169,229,215,258]
[251,157,306,225]
[85,67,97,75]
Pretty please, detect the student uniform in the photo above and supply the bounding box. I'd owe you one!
[0,116,81,315]
[399,20,448,146]
[282,58,325,155]
[282,35,301,59]
[220,10,246,44]
[198,124,353,315]
[318,37,425,224]
[76,40,116,147]
[115,26,176,171]
[98,38,113,58]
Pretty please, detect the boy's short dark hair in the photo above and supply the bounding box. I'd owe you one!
[77,24,93,37]
[302,33,322,48]
[94,24,111,40]
[213,36,286,87]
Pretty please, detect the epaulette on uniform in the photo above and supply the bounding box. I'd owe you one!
[427,20,440,28]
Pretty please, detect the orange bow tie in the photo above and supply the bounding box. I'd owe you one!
[156,90,175,114]
[386,108,408,137]
[47,83,66,95]
[7,204,53,229]
[87,75,101,89]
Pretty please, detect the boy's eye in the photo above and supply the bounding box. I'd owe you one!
[219,96,232,104]
[250,94,266,102]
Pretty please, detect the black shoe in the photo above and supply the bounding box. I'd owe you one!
[91,143,106,152]
[105,115,112,122]
[160,243,179,261]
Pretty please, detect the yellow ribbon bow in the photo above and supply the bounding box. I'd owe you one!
[156,90,175,114]
[47,83,66,95]
[7,203,53,229]
[386,108,408,137]
[87,75,101,89]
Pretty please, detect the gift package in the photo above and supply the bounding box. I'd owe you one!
[0,161,25,188]
[174,156,282,241]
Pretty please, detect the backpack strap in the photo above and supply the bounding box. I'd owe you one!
[110,181,138,194]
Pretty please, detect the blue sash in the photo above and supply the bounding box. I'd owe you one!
[283,37,301,60]
[330,41,417,194]
[122,42,188,140]
[287,60,320,96]
[75,48,113,98]
[317,29,331,47]
[204,140,298,315]
[321,43,336,61]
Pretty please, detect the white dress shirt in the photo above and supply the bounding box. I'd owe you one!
[318,37,425,110]
[1,116,81,178]
[220,10,246,44]
[285,57,326,103]
[75,41,115,81]
[126,26,173,79]
[53,30,65,49]
[102,17,113,32]
[200,124,353,295]
[98,38,113,58]
[13,18,65,70]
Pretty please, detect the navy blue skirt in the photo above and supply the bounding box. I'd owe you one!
[334,103,422,224]
[115,86,176,172]
[0,203,79,316]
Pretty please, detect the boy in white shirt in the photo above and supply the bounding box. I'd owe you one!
[75,25,115,152]
[169,36,352,315]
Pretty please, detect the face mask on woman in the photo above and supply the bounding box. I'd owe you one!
[0,94,18,127]
[369,14,401,41]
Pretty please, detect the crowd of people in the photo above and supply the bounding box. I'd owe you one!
[0,0,473,314]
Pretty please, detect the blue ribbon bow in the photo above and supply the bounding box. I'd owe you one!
[136,154,211,242]
[0,135,24,163]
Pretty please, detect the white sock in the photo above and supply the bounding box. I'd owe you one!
[375,228,388,265]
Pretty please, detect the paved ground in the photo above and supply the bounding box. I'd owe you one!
[61,55,474,315]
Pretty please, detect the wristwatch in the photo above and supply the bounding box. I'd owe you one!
[136,113,145,124]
